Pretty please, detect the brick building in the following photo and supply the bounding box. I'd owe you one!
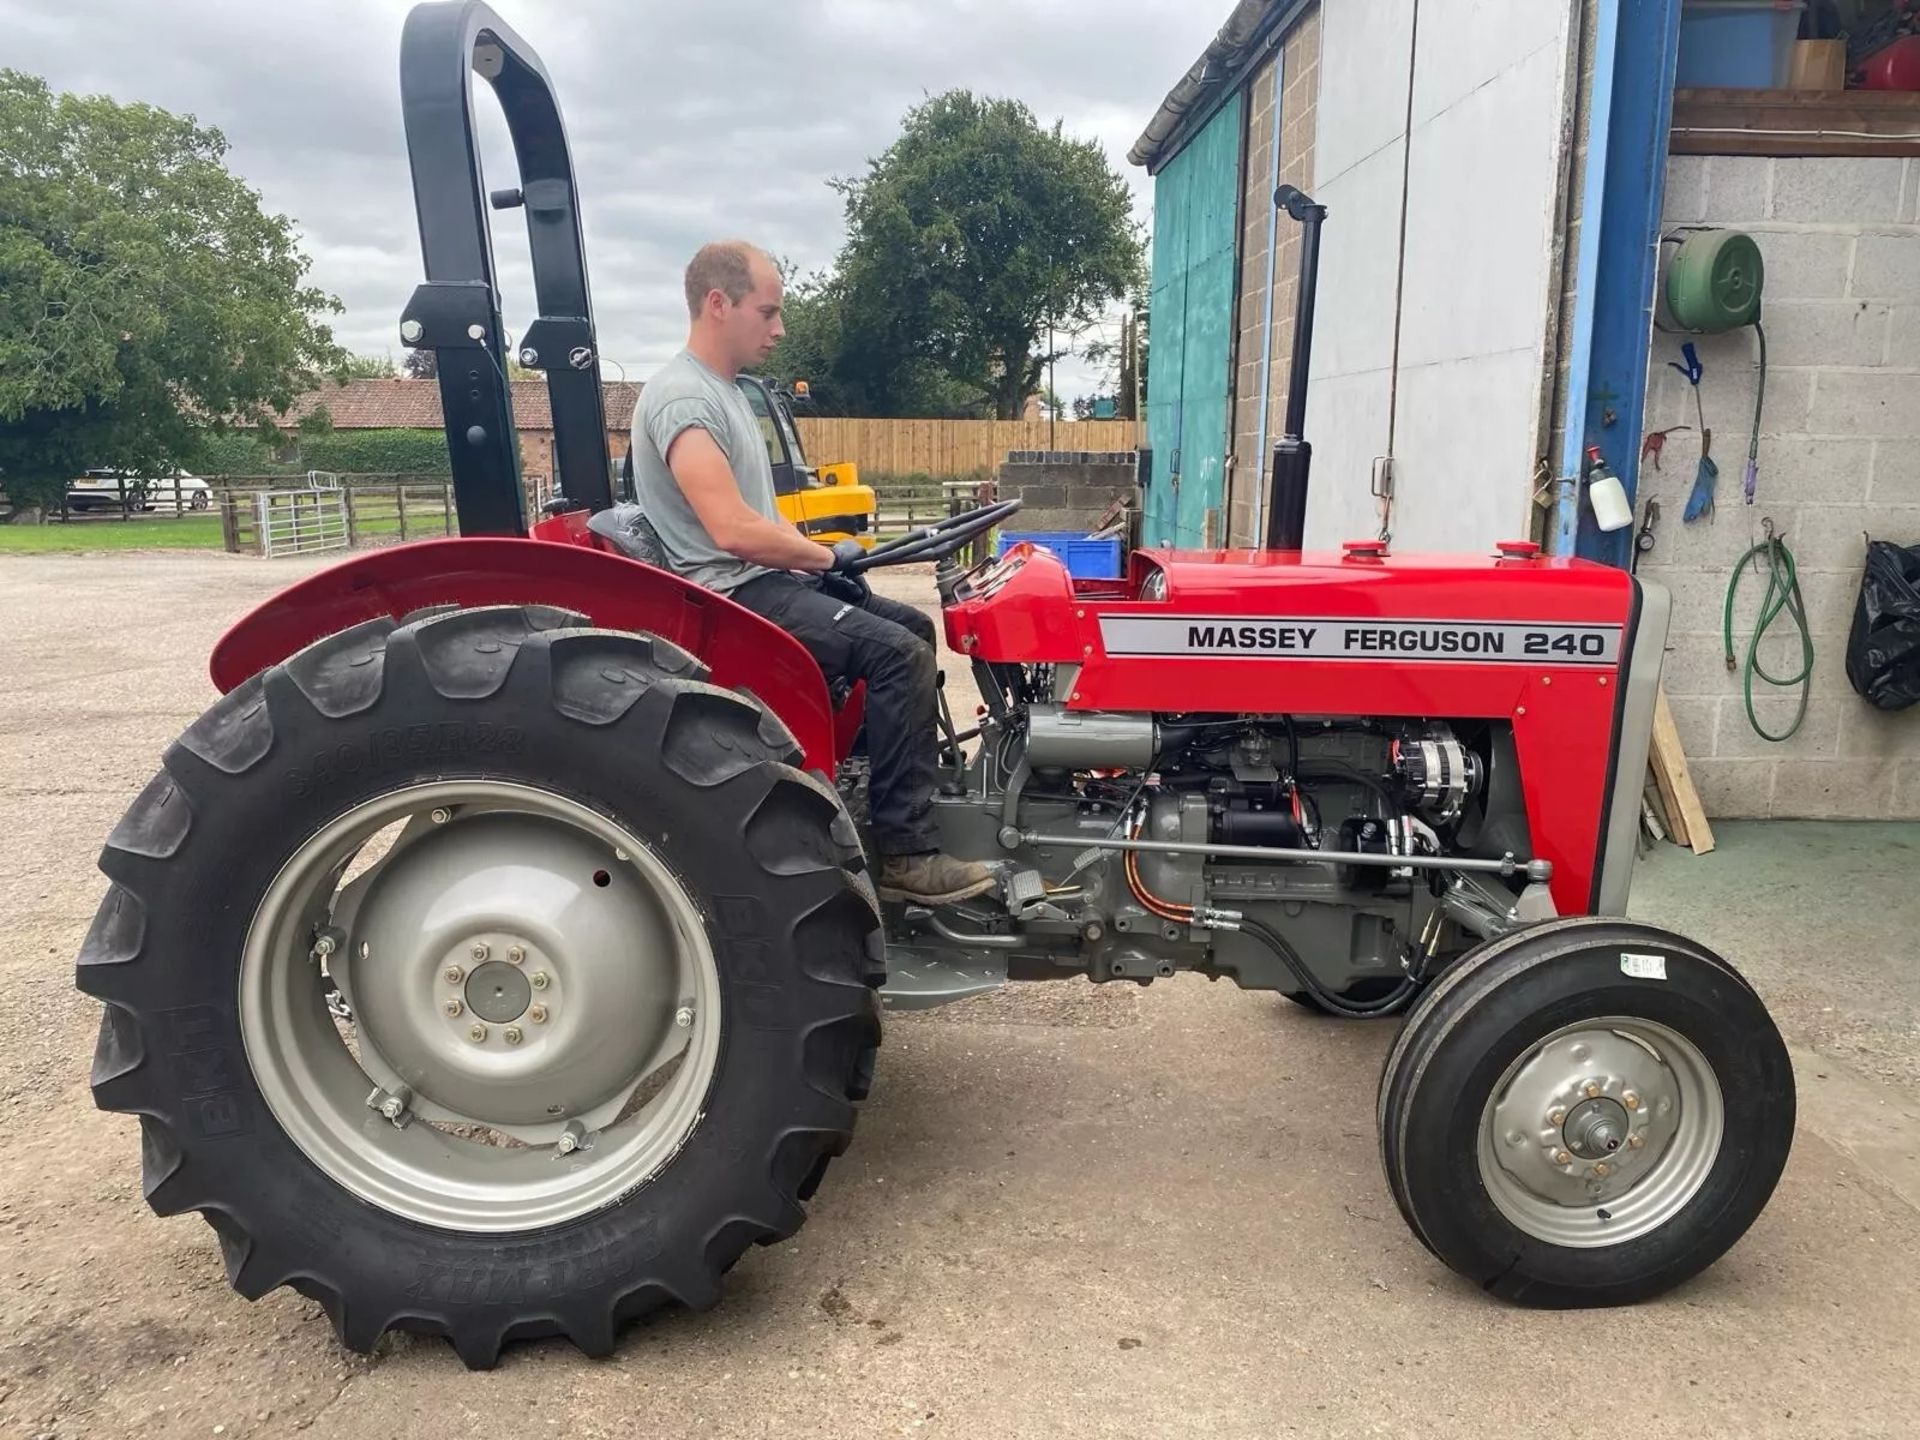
[283,378,641,494]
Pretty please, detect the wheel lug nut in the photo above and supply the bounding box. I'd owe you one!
[443,999,463,1018]
[1553,1149,1573,1166]
[1584,1082,1601,1099]
[471,942,489,962]
[528,1004,548,1024]
[468,1023,488,1043]
[1623,1091,1640,1110]
[1627,1133,1645,1149]
[1548,1108,1566,1126]
[444,965,465,985]
[1593,1161,1612,1178]
[504,1026,524,1046]
[530,971,550,991]
[508,945,526,965]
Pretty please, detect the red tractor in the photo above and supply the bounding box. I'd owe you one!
[77,2,1794,1369]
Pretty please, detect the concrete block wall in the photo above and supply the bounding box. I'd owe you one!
[996,455,1137,534]
[1227,7,1320,544]
[1637,154,1920,819]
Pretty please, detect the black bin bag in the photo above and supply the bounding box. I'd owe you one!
[1847,539,1920,711]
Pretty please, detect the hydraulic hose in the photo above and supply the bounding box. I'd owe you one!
[1237,916,1418,1017]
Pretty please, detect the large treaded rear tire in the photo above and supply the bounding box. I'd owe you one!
[77,605,884,1367]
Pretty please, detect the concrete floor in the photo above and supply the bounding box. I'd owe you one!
[3,551,1919,1439]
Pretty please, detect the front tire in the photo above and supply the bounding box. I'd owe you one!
[1377,917,1793,1306]
[78,605,883,1366]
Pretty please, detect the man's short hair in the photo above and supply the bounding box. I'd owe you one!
[684,241,763,319]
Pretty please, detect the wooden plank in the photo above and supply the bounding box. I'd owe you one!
[1671,87,1920,157]
[1650,685,1714,855]
[1646,748,1690,850]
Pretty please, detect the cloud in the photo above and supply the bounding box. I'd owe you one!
[3,0,1221,398]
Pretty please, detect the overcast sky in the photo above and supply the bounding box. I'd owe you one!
[4,0,1221,402]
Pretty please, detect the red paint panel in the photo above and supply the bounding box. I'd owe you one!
[209,537,839,772]
[946,544,1642,913]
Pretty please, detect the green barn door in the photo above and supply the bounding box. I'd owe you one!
[1144,92,1242,549]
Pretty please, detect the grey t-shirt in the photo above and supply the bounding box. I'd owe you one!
[629,349,780,593]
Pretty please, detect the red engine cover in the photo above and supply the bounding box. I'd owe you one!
[944,543,1644,914]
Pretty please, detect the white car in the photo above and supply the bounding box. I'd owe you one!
[66,468,213,512]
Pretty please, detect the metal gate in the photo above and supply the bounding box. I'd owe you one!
[256,482,350,557]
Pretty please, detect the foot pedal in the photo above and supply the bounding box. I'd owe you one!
[1004,868,1047,916]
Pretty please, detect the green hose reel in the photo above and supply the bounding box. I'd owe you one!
[1666,229,1764,332]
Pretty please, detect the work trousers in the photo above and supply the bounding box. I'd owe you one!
[729,573,941,855]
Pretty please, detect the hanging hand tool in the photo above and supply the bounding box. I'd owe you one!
[1641,426,1692,472]
[1670,343,1720,523]
[1632,498,1661,573]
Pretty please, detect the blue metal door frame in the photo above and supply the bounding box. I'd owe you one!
[1556,0,1684,567]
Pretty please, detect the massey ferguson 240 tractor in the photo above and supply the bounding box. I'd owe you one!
[77,2,1794,1369]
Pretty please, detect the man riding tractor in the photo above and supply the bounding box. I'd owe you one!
[627,239,996,908]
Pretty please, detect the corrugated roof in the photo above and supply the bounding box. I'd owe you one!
[280,378,643,431]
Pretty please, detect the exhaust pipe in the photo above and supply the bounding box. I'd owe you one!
[1265,184,1327,552]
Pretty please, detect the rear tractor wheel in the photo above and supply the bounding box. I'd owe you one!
[77,605,884,1366]
[1378,917,1793,1305]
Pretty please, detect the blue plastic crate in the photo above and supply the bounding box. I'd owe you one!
[1677,1,1803,89]
[997,530,1123,579]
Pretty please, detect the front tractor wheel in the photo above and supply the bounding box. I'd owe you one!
[77,606,883,1366]
[1377,918,1793,1306]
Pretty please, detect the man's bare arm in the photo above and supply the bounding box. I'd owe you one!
[665,428,833,572]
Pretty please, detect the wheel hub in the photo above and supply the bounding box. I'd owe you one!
[1562,1096,1631,1160]
[239,780,722,1233]
[464,959,532,1023]
[338,811,682,1130]
[1479,1018,1724,1247]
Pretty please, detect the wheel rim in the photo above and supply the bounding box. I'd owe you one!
[1477,1017,1724,1248]
[240,780,723,1233]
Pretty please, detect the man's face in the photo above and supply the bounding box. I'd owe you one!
[712,257,785,369]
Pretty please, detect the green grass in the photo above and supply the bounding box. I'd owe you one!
[0,506,452,555]
[0,514,227,553]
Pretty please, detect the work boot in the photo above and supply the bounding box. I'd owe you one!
[877,851,998,905]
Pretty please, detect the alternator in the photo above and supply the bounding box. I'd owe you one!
[1395,736,1481,823]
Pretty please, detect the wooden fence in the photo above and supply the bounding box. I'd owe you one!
[794,418,1141,478]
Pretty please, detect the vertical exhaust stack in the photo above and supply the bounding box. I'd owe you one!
[1265,184,1327,552]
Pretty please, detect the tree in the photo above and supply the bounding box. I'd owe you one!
[340,351,398,379]
[403,347,437,380]
[763,268,851,412]
[827,91,1142,418]
[0,71,345,515]
[1081,295,1147,420]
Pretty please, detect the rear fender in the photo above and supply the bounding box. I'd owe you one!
[209,536,840,772]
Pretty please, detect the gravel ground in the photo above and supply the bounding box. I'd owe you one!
[2,550,1916,1439]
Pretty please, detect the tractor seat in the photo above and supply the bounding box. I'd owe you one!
[585,503,669,568]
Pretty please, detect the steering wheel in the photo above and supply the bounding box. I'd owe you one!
[843,497,1024,574]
